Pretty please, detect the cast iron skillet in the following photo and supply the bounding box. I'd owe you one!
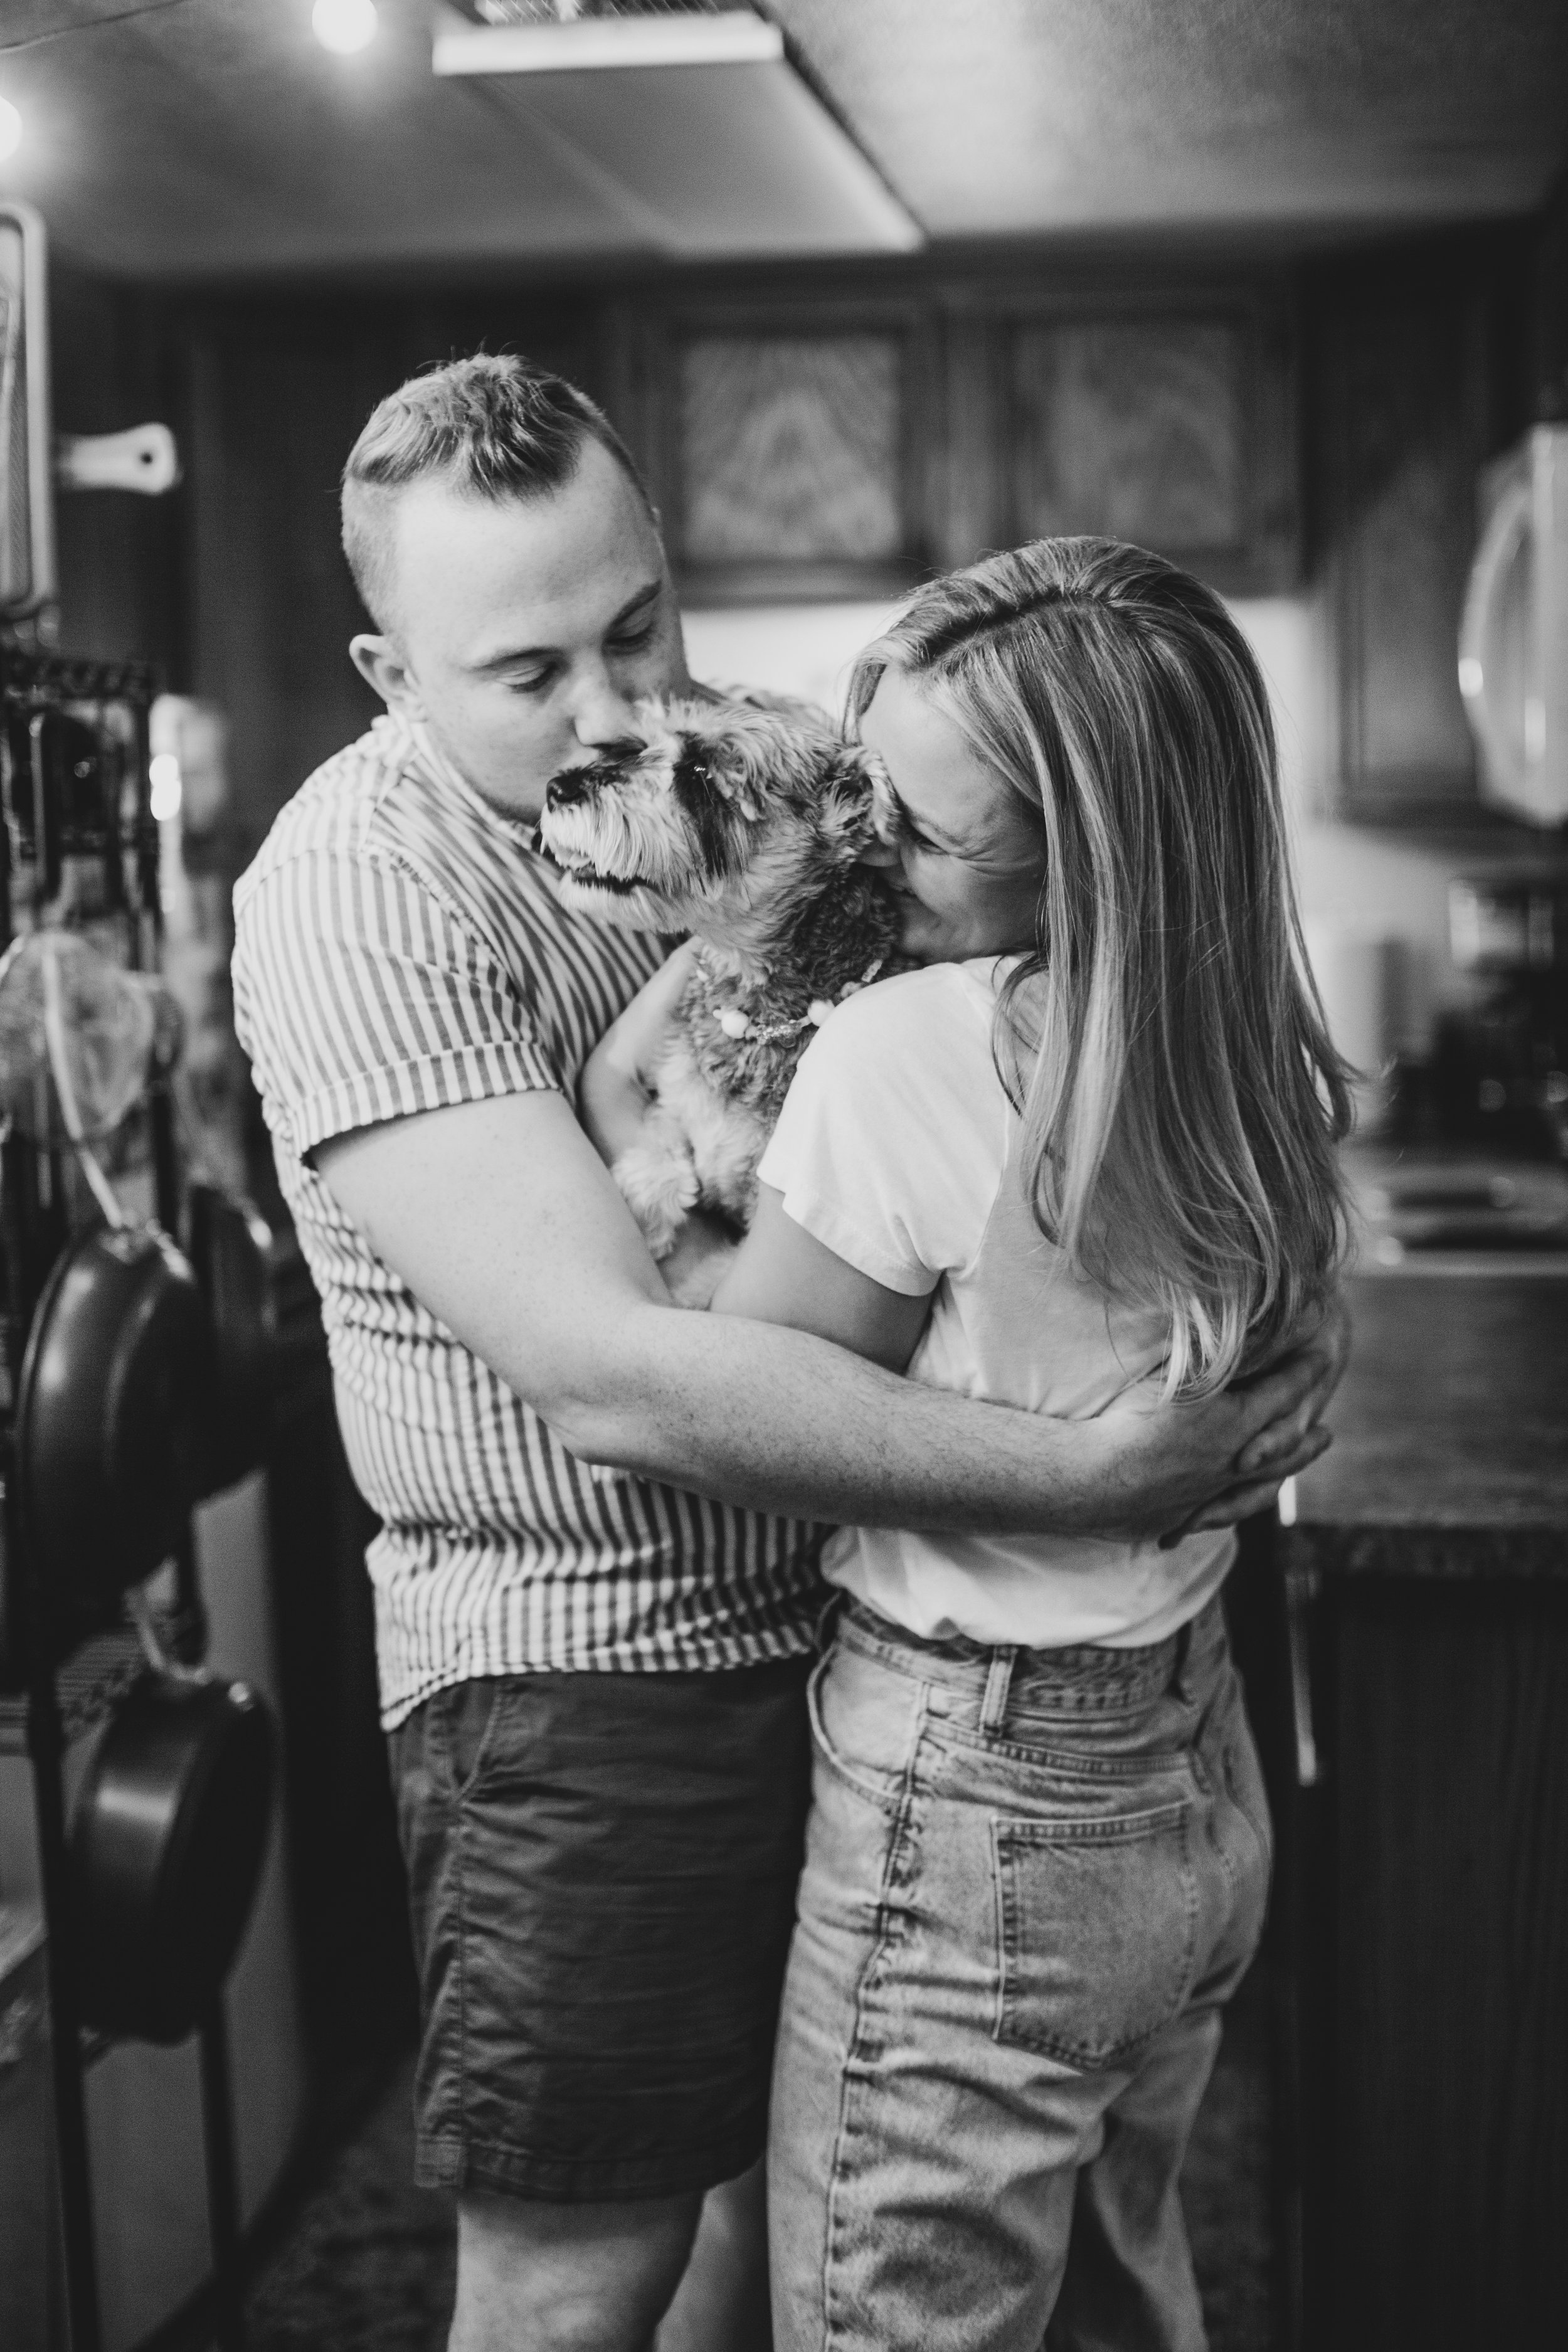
[69,1664,276,2044]
[15,1221,217,1626]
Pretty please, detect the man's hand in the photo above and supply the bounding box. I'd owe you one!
[1154,1291,1351,1545]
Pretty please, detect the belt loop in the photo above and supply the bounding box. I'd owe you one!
[980,1646,1017,1734]
[813,1589,846,1653]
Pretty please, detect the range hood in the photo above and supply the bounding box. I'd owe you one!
[431,4,923,258]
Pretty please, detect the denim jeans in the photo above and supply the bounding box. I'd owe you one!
[768,1592,1272,2352]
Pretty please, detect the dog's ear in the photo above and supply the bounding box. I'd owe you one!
[815,744,893,865]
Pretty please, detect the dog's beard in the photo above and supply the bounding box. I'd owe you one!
[540,793,697,932]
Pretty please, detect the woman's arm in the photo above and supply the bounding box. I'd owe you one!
[578,939,699,1166]
[709,1184,931,1373]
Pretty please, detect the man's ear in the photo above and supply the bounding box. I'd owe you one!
[350,633,426,720]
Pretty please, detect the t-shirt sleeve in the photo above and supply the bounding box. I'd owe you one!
[756,970,1007,1297]
[231,845,563,1165]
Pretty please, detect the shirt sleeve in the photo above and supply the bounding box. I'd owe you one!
[756,968,1009,1297]
[232,845,563,1165]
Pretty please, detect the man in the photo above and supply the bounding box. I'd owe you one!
[231,355,1339,2352]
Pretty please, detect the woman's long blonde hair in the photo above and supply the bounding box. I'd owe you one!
[848,538,1352,1396]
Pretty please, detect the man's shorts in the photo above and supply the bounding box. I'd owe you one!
[388,1655,813,2205]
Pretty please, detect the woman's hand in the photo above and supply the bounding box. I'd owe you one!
[579,940,701,1167]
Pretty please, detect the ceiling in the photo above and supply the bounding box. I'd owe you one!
[0,0,1563,282]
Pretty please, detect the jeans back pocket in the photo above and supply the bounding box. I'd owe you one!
[991,1800,1199,2070]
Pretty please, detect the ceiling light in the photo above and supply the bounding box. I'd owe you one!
[0,97,23,163]
[312,0,379,56]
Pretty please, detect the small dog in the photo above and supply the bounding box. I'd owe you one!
[539,695,900,1270]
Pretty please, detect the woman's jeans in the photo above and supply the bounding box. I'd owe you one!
[768,1592,1272,2352]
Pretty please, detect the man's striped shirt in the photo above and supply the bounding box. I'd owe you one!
[232,712,824,1727]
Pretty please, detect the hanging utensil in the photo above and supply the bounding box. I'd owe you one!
[0,928,181,1152]
[14,933,215,1627]
[68,1593,275,2046]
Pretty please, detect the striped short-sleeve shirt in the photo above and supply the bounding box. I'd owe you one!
[232,712,824,1727]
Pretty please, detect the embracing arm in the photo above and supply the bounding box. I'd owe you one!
[316,1087,1338,1541]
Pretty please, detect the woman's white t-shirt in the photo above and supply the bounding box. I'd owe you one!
[756,958,1235,1650]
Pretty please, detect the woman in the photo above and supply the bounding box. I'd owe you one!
[592,537,1349,2351]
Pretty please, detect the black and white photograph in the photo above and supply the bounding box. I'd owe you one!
[1,6,1566,2349]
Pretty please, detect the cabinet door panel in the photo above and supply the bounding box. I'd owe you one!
[679,334,903,565]
[1014,319,1246,553]
[1001,292,1298,595]
[1316,289,1495,825]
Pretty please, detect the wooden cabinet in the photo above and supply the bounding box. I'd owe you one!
[1308,236,1531,830]
[1244,1269,1568,2352]
[1000,287,1300,596]
[612,299,937,603]
[610,270,1300,605]
[1272,1552,1568,2352]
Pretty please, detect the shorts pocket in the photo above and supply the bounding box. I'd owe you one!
[435,1677,504,1803]
[991,1800,1199,2070]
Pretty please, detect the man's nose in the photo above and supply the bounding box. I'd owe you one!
[570,664,637,748]
[858,838,903,869]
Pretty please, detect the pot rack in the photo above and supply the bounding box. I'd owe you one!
[0,642,247,2352]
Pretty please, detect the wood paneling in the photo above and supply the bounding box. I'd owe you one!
[1281,1572,1568,2352]
[49,269,185,677]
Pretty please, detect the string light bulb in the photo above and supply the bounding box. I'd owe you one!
[0,95,23,163]
[312,0,379,55]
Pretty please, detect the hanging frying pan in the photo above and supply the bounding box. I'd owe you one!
[12,932,216,1627]
[68,1609,275,2045]
[16,1222,217,1624]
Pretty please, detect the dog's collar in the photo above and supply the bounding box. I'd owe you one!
[702,953,889,1047]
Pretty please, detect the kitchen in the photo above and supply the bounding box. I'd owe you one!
[1,4,1566,2350]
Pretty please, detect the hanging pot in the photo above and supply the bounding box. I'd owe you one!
[15,1222,218,1624]
[68,1666,275,2045]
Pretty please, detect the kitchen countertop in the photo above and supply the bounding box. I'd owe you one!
[1285,1137,1568,1574]
[1290,1267,1568,1575]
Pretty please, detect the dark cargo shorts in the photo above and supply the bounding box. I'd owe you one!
[388,1655,813,2204]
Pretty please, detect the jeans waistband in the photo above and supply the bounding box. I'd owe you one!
[835,1592,1228,1719]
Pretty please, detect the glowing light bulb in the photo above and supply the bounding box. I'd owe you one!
[149,753,183,823]
[312,0,378,55]
[0,96,23,163]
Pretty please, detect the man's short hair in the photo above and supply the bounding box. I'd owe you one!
[341,353,656,632]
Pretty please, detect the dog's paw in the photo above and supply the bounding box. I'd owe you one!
[614,1142,701,1261]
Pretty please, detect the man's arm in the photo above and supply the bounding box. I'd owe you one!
[315,1088,1337,1541]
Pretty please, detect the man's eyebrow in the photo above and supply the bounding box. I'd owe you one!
[470,579,664,673]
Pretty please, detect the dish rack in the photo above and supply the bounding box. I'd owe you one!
[0,642,246,2352]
